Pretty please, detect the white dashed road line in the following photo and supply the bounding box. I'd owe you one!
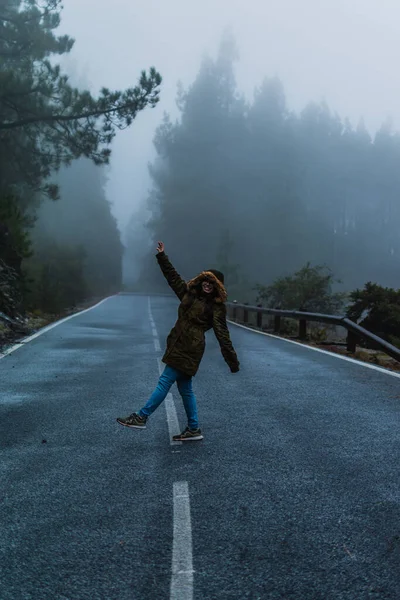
[157,359,182,447]
[170,481,194,600]
[147,300,193,597]
[147,297,182,445]
[148,297,162,352]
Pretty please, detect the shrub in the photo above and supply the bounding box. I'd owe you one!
[255,263,346,314]
[347,282,400,347]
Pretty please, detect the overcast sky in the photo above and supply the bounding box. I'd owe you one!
[59,0,400,230]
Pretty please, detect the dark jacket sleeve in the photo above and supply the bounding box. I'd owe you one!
[212,303,240,372]
[156,251,188,300]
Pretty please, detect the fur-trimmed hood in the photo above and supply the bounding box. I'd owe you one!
[187,271,227,303]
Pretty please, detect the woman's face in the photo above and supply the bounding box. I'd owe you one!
[202,279,214,294]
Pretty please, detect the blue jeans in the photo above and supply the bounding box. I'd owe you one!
[138,365,199,429]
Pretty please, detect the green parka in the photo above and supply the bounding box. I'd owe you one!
[157,252,240,377]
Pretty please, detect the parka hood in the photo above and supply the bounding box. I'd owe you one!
[187,271,227,303]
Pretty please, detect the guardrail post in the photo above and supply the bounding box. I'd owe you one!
[346,330,357,353]
[274,315,281,333]
[299,319,307,340]
[243,303,248,324]
[232,300,237,321]
[256,304,262,328]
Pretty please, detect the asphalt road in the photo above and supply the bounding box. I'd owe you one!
[1,294,399,600]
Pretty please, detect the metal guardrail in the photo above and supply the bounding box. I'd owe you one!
[119,292,400,364]
[226,302,400,363]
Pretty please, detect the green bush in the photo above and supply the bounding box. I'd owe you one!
[255,263,346,314]
[347,282,400,347]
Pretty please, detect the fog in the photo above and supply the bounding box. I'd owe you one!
[59,0,400,226]
[2,0,400,317]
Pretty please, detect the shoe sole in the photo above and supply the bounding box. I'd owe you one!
[116,419,146,429]
[173,435,204,441]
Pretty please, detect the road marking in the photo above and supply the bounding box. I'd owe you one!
[170,481,194,600]
[148,297,162,352]
[0,297,112,360]
[157,359,182,446]
[148,298,182,444]
[166,394,182,446]
[227,319,400,379]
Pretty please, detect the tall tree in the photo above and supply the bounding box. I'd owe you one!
[215,228,239,287]
[135,34,400,296]
[123,208,152,288]
[145,32,245,279]
[0,0,162,315]
[30,159,123,299]
[0,0,161,197]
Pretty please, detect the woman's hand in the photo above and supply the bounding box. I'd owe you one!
[157,241,165,253]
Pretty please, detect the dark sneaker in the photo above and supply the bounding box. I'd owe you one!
[172,427,203,442]
[116,412,147,429]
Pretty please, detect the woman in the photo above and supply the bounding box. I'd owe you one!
[117,241,240,441]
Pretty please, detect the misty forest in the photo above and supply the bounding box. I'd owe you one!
[0,0,160,321]
[131,34,400,293]
[2,1,400,345]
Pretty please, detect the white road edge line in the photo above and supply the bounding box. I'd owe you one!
[171,481,194,600]
[0,297,112,360]
[227,319,400,380]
